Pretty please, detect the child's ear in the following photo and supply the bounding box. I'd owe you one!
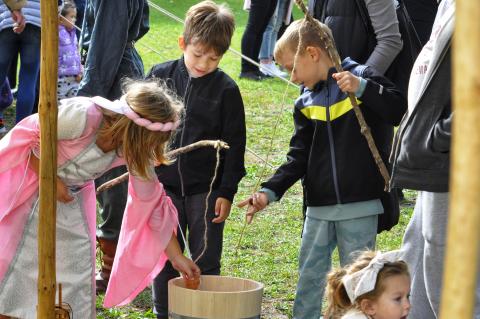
[360,299,377,317]
[178,36,186,51]
[305,46,321,62]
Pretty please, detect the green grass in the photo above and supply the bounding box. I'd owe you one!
[3,0,414,317]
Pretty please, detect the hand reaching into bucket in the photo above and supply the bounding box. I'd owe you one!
[237,191,269,224]
[165,234,201,284]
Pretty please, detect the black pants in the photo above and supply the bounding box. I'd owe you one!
[152,190,225,318]
[95,166,128,240]
[240,0,278,73]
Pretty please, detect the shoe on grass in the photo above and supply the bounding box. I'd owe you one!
[260,61,288,78]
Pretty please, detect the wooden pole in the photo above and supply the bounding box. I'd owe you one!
[37,0,58,317]
[440,1,480,318]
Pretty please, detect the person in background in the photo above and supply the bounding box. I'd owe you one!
[0,0,41,126]
[257,0,293,78]
[58,0,82,100]
[404,0,438,46]
[239,0,278,80]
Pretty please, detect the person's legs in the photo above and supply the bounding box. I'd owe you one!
[16,25,40,123]
[293,218,335,319]
[0,29,17,122]
[336,214,377,267]
[422,192,448,318]
[152,190,186,319]
[402,192,435,319]
[240,0,278,75]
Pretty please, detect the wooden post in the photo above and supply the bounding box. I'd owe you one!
[440,1,480,318]
[37,0,58,317]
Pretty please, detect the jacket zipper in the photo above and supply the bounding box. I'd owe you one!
[177,77,192,197]
[326,86,342,204]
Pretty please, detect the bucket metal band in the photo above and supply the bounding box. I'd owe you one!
[169,313,260,319]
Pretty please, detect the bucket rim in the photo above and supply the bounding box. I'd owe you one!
[168,275,265,294]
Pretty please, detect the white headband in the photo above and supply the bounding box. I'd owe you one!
[342,250,404,303]
[91,95,180,132]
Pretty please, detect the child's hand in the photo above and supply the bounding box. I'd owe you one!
[170,254,201,281]
[212,197,231,223]
[57,178,74,203]
[75,73,83,83]
[332,71,360,93]
[237,192,269,224]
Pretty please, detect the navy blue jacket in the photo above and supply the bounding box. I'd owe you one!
[263,59,406,206]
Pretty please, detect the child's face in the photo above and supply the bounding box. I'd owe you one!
[365,274,411,319]
[60,8,77,30]
[276,46,332,90]
[179,37,222,78]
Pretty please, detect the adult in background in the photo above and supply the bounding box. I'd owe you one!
[239,0,277,81]
[309,0,402,76]
[77,0,150,294]
[0,0,40,125]
[73,0,84,38]
[257,0,293,78]
[390,1,480,318]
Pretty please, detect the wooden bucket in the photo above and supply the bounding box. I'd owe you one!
[168,275,264,319]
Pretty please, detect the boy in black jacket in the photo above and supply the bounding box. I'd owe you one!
[146,1,246,318]
[239,19,406,319]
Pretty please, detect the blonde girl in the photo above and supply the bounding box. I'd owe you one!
[0,80,200,319]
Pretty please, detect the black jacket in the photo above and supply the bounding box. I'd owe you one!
[146,58,246,201]
[312,0,372,65]
[391,46,451,192]
[262,59,406,206]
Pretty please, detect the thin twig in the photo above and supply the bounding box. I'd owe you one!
[96,140,229,193]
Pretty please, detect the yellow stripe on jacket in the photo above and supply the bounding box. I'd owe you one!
[300,97,362,121]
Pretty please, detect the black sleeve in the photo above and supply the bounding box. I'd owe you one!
[261,106,313,199]
[77,0,129,97]
[217,85,247,201]
[360,67,407,126]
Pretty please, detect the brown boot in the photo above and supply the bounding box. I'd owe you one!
[96,238,117,295]
[0,315,10,319]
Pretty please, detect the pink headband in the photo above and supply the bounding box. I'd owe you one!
[91,96,180,132]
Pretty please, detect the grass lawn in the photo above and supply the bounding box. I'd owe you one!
[4,0,415,318]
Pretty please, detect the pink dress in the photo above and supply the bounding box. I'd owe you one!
[0,97,178,318]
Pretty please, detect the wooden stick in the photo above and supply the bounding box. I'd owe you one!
[96,140,229,193]
[440,1,480,317]
[37,0,59,317]
[293,0,390,190]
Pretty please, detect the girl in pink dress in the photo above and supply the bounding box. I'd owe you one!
[0,80,200,318]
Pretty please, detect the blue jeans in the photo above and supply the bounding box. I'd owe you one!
[292,214,377,319]
[258,0,289,61]
[0,24,40,123]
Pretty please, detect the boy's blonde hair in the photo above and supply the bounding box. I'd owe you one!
[274,18,334,61]
[98,80,183,180]
[183,0,235,55]
[324,251,410,319]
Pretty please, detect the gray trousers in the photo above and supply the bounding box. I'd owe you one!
[402,191,480,319]
[152,190,225,318]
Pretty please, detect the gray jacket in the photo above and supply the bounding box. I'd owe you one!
[390,1,454,192]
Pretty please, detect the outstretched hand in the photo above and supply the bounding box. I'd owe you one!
[237,192,269,224]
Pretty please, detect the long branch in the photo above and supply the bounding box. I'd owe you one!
[96,140,229,193]
[294,0,390,190]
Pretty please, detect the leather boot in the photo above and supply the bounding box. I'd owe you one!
[0,315,10,319]
[96,238,117,294]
